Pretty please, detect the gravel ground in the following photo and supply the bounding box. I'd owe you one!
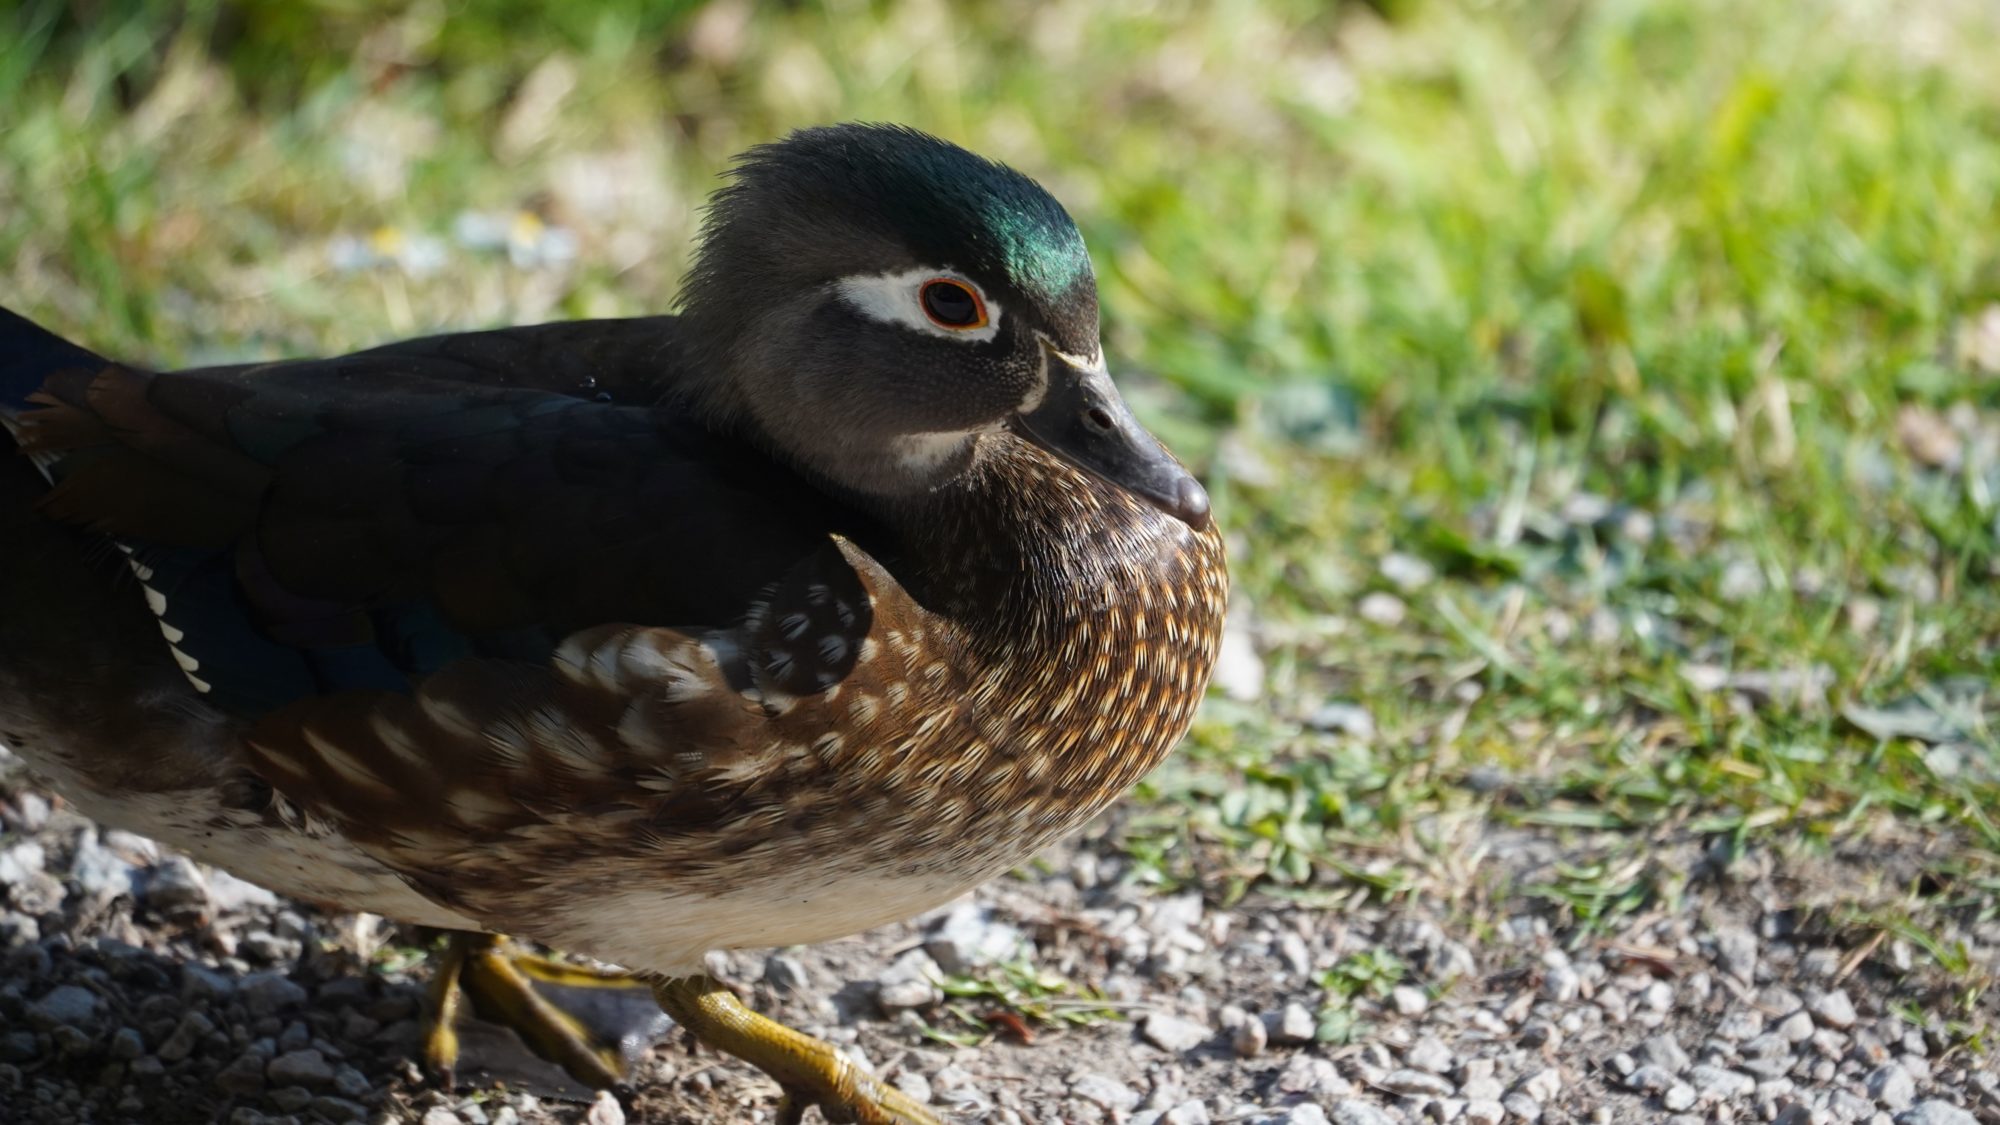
[2,750,1996,1125]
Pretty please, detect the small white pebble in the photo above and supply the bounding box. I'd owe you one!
[1641,981,1674,1012]
[1271,1003,1316,1045]
[1809,989,1857,1030]
[1391,985,1429,1016]
[1520,1068,1561,1102]
[585,1091,625,1125]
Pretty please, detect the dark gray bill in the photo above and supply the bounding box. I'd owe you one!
[1010,345,1211,528]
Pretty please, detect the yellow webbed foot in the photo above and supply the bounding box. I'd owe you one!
[422,932,669,1095]
[650,973,941,1125]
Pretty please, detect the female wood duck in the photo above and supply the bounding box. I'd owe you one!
[0,124,1226,1124]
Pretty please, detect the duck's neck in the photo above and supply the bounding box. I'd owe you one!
[894,438,1227,663]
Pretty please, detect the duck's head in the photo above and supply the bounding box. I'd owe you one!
[678,123,1209,528]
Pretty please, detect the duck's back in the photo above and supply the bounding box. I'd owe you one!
[0,309,857,717]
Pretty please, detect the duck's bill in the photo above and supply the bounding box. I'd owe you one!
[1010,346,1211,529]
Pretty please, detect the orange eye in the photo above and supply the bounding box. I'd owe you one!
[919,278,987,329]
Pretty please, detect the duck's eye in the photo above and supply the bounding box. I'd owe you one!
[919,279,987,330]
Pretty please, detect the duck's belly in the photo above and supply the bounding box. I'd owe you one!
[538,866,983,978]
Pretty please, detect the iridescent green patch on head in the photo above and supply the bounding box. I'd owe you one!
[980,194,1092,302]
[725,125,1097,306]
[854,125,1095,303]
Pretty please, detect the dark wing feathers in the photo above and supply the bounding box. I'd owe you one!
[330,315,680,405]
[4,307,855,718]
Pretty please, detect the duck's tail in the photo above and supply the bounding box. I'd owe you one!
[3,304,110,410]
[1,306,110,476]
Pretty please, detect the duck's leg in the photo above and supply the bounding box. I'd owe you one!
[423,932,668,1092]
[650,974,941,1125]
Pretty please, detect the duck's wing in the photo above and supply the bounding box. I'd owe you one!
[2,307,867,714]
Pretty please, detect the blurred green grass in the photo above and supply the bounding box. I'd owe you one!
[5,0,1999,938]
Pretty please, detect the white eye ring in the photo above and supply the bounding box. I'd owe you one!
[835,266,1004,343]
